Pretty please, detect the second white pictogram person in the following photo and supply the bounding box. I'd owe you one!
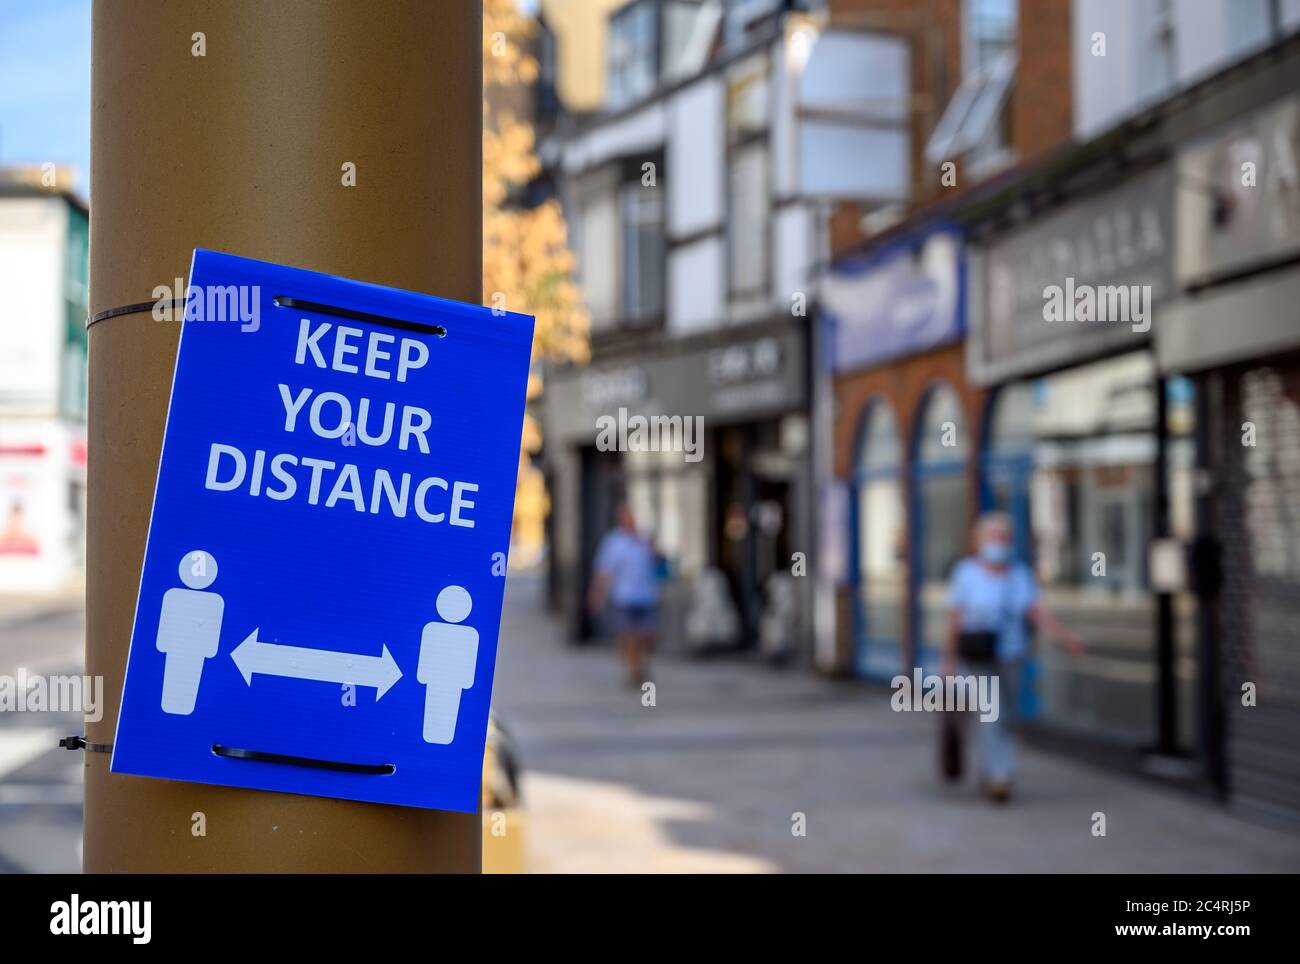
[416,585,479,744]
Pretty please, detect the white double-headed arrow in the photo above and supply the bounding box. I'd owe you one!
[231,629,402,699]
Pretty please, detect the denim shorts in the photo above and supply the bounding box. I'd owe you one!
[611,603,658,634]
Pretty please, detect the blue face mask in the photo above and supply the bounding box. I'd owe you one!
[979,541,1012,564]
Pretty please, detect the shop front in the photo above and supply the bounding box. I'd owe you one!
[824,222,974,680]
[1159,79,1300,817]
[0,419,86,592]
[542,322,810,658]
[966,161,1194,745]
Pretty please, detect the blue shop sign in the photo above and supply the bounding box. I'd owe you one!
[822,224,965,373]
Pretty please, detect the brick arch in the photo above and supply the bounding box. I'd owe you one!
[834,342,983,504]
[831,341,985,672]
[847,392,904,475]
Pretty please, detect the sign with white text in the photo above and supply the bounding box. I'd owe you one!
[112,249,534,811]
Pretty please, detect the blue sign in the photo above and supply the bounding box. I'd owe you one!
[821,223,965,373]
[111,250,534,812]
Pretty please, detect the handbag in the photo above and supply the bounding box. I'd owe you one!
[957,628,998,663]
[956,567,1015,664]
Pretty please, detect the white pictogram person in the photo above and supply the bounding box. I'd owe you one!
[157,550,224,715]
[417,585,478,744]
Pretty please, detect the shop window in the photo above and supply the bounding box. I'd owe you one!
[853,399,905,679]
[983,380,1035,559]
[914,382,970,670]
[624,446,708,577]
[982,352,1163,742]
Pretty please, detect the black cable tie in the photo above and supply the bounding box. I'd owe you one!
[86,298,186,330]
[89,295,451,338]
[274,296,446,337]
[59,735,113,753]
[211,744,395,775]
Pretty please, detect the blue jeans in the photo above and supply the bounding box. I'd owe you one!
[965,660,1019,783]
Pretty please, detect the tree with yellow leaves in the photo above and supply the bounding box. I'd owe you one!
[483,0,590,567]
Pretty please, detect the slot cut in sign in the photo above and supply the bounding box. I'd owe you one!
[111,250,535,811]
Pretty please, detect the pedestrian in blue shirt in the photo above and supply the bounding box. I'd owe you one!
[588,504,661,687]
[944,511,1083,802]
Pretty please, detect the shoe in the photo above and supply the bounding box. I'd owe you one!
[986,780,1012,803]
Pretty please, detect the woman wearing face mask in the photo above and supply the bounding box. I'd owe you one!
[943,511,1084,802]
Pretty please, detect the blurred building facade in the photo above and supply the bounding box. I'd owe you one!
[823,0,1300,818]
[539,0,911,658]
[1156,27,1300,820]
[0,169,89,594]
[821,0,1072,685]
[534,0,1300,819]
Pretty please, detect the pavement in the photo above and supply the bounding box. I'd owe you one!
[0,583,83,634]
[1,575,1297,873]
[0,603,85,873]
[492,575,1300,873]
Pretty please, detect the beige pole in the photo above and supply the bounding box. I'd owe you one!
[85,0,482,872]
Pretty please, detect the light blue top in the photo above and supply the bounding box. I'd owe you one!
[594,529,660,607]
[947,557,1039,661]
